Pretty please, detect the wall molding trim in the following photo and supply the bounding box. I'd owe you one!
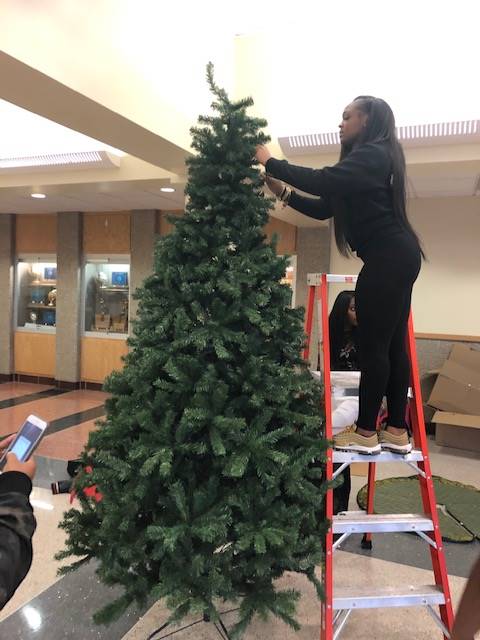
[416,333,480,343]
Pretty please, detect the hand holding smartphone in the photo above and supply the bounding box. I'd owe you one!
[0,415,48,472]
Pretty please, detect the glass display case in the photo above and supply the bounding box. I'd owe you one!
[83,257,130,336]
[16,257,57,331]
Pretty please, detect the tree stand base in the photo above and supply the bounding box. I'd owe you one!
[147,610,234,640]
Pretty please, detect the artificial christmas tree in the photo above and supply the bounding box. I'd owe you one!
[57,64,328,638]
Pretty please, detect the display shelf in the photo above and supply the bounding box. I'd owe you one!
[26,304,56,309]
[29,282,57,287]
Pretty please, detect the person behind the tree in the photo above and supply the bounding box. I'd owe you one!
[329,290,358,372]
[256,95,422,455]
[329,290,358,514]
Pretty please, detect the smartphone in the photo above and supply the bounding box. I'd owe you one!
[0,414,48,471]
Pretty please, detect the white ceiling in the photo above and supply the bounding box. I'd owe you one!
[1,0,479,224]
[0,98,124,157]
[0,96,479,220]
[1,1,479,222]
[0,179,184,214]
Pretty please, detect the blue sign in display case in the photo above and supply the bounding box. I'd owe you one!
[111,271,128,287]
[43,310,56,326]
[44,266,57,281]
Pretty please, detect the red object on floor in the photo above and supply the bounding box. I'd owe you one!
[69,465,103,504]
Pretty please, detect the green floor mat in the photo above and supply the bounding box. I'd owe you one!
[357,476,480,543]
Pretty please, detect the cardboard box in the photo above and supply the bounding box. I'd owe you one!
[421,370,440,423]
[428,344,480,414]
[434,410,480,453]
[350,462,369,477]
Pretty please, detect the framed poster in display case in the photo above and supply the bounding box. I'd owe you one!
[83,257,130,336]
[16,256,57,331]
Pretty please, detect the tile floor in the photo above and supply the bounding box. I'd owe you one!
[0,382,478,639]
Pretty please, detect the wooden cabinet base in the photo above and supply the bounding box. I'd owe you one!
[14,331,56,377]
[81,337,128,384]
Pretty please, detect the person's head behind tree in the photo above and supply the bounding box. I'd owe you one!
[329,290,358,371]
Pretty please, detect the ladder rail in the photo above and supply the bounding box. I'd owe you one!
[406,313,454,634]
[303,284,316,362]
[320,273,334,640]
[362,461,376,549]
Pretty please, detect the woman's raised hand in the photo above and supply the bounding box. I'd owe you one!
[255,145,272,166]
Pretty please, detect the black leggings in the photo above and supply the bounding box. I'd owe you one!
[333,465,351,514]
[355,234,421,431]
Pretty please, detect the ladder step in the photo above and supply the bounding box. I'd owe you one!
[333,449,424,464]
[333,512,434,534]
[333,585,445,610]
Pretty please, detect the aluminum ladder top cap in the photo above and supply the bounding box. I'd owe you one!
[307,273,358,285]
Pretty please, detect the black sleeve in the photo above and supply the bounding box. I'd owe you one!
[266,143,390,197]
[0,472,36,609]
[288,191,333,221]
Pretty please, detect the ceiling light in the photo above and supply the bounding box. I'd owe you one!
[0,150,121,172]
[160,187,175,193]
[31,193,46,199]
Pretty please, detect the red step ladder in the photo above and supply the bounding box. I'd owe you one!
[303,273,454,640]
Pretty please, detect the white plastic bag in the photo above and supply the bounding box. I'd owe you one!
[311,369,360,434]
[332,397,359,434]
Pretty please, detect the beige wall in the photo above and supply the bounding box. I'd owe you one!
[329,196,480,337]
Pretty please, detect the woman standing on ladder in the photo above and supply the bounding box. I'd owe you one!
[256,96,422,455]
